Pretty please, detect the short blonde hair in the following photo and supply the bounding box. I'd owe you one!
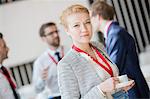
[60,4,89,28]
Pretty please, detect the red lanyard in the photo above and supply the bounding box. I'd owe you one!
[48,46,64,64]
[72,45,113,77]
[0,67,16,89]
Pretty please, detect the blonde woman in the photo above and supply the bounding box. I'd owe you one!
[57,4,134,99]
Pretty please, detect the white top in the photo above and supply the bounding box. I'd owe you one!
[32,45,69,98]
[0,64,15,99]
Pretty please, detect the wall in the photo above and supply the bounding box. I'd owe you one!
[0,0,89,67]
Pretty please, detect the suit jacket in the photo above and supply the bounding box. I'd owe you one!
[57,42,119,99]
[105,21,150,98]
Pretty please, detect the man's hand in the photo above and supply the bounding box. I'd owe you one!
[41,66,49,81]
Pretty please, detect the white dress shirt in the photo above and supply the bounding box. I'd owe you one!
[32,45,69,98]
[0,64,15,99]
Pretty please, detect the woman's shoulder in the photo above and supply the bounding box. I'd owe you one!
[58,49,79,65]
[57,49,81,74]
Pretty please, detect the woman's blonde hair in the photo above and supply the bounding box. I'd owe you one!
[60,4,89,28]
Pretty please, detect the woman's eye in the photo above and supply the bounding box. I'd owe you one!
[73,24,79,27]
[86,21,91,24]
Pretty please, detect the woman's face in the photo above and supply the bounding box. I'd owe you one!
[65,12,93,45]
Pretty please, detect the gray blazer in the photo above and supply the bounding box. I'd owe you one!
[57,42,119,99]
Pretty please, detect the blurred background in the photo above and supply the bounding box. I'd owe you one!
[0,0,149,99]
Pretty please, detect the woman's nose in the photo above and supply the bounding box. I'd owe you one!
[81,24,87,32]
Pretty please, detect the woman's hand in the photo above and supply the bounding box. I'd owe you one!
[122,79,135,92]
[99,77,119,92]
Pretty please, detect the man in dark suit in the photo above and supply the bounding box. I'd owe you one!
[91,0,149,98]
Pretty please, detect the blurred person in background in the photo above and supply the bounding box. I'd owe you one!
[0,32,19,99]
[91,0,150,98]
[32,22,69,99]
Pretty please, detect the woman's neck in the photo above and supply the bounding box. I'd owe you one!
[73,42,97,60]
[73,42,91,52]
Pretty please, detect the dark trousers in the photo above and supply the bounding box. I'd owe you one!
[112,90,129,99]
[49,96,61,99]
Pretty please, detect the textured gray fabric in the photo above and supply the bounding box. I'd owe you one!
[57,42,119,99]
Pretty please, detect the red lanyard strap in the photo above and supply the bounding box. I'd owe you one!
[1,66,16,89]
[72,45,113,77]
[48,53,58,64]
[48,46,64,64]
[93,47,113,77]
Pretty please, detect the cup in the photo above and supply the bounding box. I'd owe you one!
[118,74,128,83]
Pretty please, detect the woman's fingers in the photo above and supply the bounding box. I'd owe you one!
[123,81,135,92]
[112,77,119,89]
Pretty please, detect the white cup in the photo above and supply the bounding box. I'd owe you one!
[118,74,128,83]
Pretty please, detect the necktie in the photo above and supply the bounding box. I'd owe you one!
[55,52,62,61]
[1,66,19,99]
